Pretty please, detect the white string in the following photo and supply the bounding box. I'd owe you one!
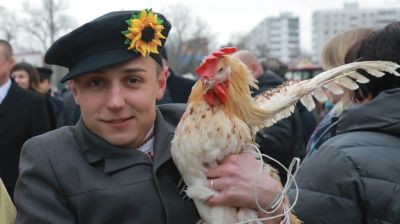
[234,143,300,224]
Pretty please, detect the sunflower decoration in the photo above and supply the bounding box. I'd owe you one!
[122,9,166,57]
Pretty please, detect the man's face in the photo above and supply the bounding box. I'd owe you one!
[38,79,52,94]
[71,57,167,148]
[0,46,14,86]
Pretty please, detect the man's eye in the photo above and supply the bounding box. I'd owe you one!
[127,77,139,84]
[89,79,103,88]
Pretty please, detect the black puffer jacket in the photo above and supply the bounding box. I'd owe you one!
[254,71,305,184]
[289,88,400,223]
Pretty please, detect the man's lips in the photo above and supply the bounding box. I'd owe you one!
[100,116,134,124]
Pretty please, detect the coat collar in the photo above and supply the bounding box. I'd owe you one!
[153,108,175,171]
[74,108,175,173]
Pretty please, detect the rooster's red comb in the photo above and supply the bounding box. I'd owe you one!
[195,47,237,76]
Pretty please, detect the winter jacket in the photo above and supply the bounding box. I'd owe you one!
[289,88,400,223]
[254,71,306,184]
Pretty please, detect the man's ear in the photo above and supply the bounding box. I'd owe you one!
[7,57,15,72]
[156,67,168,100]
[69,80,80,105]
[251,63,263,77]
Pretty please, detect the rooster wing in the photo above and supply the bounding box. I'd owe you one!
[255,61,400,128]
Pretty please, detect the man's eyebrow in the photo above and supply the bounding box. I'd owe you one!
[122,67,146,73]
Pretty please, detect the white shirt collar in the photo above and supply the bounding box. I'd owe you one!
[136,126,155,158]
[136,136,154,155]
[0,78,12,104]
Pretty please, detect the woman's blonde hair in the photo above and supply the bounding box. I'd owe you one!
[320,27,374,114]
[321,27,374,70]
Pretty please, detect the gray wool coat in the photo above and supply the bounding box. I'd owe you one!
[14,104,200,224]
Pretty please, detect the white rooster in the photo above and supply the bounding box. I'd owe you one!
[171,47,400,224]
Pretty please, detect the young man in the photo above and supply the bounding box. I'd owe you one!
[36,67,64,129]
[15,10,285,223]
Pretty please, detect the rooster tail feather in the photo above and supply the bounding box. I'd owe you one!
[256,61,400,128]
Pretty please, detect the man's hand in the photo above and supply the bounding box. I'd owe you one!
[205,152,283,211]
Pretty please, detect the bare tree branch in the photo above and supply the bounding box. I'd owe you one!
[161,4,214,75]
[22,0,77,52]
[0,7,18,42]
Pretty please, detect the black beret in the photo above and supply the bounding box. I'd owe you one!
[160,48,168,61]
[36,67,53,80]
[45,10,171,82]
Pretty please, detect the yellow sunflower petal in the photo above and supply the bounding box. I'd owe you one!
[128,42,136,50]
[123,9,165,56]
[148,43,159,54]
[140,44,150,57]
[148,23,155,29]
[136,39,144,48]
[152,38,162,46]
[137,48,145,57]
[133,33,142,42]
[132,20,144,29]
[155,32,166,40]
[147,11,156,23]
[136,40,149,56]
[153,24,164,32]
[139,9,147,21]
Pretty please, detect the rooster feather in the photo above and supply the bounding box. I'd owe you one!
[171,47,399,224]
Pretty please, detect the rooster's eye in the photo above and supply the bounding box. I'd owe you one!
[218,67,223,72]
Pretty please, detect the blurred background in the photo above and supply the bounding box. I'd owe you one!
[1,0,400,85]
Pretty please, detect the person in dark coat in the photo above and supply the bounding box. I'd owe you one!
[157,48,196,104]
[255,58,317,144]
[0,39,51,198]
[289,22,400,223]
[306,27,374,155]
[57,88,81,126]
[232,50,306,184]
[36,67,64,129]
[14,10,286,224]
[10,63,59,130]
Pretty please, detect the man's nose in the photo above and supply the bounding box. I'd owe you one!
[106,85,125,110]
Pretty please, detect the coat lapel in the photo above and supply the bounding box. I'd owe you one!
[151,107,201,223]
[74,108,174,174]
[74,119,152,173]
[152,108,175,172]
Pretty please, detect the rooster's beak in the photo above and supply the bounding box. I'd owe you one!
[202,78,215,94]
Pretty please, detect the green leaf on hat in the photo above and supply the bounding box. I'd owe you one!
[157,18,163,25]
[125,19,131,26]
[121,30,130,35]
[125,39,131,45]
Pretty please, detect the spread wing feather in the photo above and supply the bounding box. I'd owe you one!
[255,61,400,128]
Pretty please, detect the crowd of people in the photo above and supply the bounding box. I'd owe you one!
[0,7,399,224]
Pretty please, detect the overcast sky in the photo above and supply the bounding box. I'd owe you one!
[1,0,399,52]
